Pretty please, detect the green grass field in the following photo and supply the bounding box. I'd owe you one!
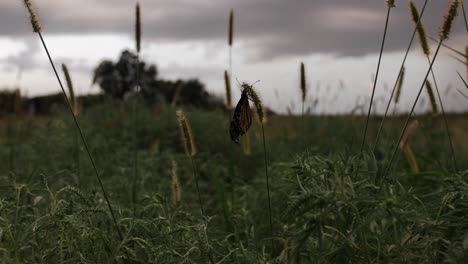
[1,100,467,263]
[2,0,467,262]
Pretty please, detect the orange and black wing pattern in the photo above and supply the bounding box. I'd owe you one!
[230,90,252,144]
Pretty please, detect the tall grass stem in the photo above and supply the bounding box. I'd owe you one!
[372,0,429,153]
[361,7,392,151]
[38,33,122,240]
[382,41,443,181]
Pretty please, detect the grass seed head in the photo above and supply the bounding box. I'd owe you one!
[242,83,264,123]
[176,110,197,156]
[394,66,405,104]
[62,64,78,115]
[135,2,141,52]
[386,0,396,8]
[409,1,430,55]
[425,80,439,115]
[23,0,42,33]
[228,9,234,46]
[300,62,306,103]
[439,0,459,41]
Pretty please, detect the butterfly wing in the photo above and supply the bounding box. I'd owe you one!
[239,93,252,134]
[230,90,251,144]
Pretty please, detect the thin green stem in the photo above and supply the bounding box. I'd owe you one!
[132,53,140,215]
[190,156,204,215]
[229,47,232,86]
[37,32,123,240]
[425,56,458,171]
[382,41,443,181]
[261,123,273,239]
[372,0,429,153]
[302,100,305,136]
[461,0,468,34]
[361,7,392,152]
[429,36,466,58]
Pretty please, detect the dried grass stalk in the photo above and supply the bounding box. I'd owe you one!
[425,80,438,115]
[400,119,419,149]
[176,110,197,156]
[62,64,78,115]
[171,160,181,205]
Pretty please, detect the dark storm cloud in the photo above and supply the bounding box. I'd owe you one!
[1,0,466,60]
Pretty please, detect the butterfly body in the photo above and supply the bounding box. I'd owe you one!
[230,89,252,144]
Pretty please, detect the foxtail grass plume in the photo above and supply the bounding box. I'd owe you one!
[425,80,438,114]
[440,0,459,41]
[242,83,264,123]
[409,1,430,55]
[300,62,306,103]
[135,2,141,53]
[224,70,232,109]
[171,160,181,205]
[253,101,268,125]
[23,0,41,32]
[176,110,197,156]
[386,0,396,8]
[400,119,419,149]
[62,64,78,115]
[394,66,405,104]
[228,9,234,46]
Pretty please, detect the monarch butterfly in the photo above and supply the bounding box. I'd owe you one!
[230,86,252,144]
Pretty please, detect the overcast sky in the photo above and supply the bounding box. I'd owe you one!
[0,0,467,114]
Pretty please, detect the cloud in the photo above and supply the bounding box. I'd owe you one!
[2,0,465,62]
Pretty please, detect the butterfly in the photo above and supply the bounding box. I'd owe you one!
[230,86,252,144]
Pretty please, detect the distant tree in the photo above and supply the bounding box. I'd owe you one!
[92,50,224,109]
[92,50,158,100]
